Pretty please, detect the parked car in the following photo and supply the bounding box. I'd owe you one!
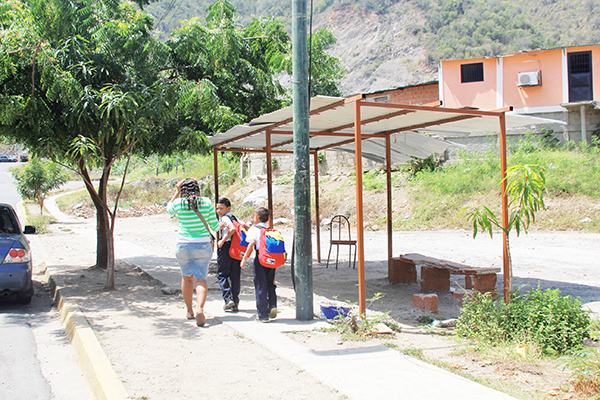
[19,154,29,162]
[0,203,35,304]
[0,155,17,162]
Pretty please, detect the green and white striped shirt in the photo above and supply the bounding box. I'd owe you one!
[167,197,219,243]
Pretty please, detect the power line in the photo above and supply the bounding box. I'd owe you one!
[155,0,179,28]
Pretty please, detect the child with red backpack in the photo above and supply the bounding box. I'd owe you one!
[240,207,284,322]
[216,198,243,312]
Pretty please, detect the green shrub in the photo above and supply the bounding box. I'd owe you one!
[456,288,591,355]
[403,154,442,179]
[362,169,387,191]
[317,152,326,165]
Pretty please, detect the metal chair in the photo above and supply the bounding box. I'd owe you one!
[326,215,357,269]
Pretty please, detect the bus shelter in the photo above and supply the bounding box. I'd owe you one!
[208,94,564,312]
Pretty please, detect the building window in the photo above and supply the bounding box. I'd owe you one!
[461,62,484,83]
[569,52,591,74]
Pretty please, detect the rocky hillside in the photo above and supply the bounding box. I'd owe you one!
[313,4,436,95]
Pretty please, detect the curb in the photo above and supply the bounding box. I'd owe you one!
[46,270,128,400]
[22,201,128,400]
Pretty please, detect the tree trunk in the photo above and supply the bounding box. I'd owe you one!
[99,161,117,289]
[96,208,109,269]
[78,161,111,272]
[506,235,513,294]
[104,215,116,290]
[76,153,123,290]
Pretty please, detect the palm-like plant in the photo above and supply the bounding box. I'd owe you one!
[459,164,547,293]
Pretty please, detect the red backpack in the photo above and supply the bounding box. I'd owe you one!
[229,216,253,260]
[258,227,286,268]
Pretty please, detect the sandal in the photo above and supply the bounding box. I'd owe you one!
[195,310,205,327]
[186,311,195,320]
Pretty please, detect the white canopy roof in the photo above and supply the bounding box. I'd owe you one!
[208,95,565,162]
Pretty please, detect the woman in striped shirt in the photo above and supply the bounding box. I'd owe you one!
[167,178,219,326]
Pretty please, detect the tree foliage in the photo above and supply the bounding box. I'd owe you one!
[10,157,68,213]
[0,0,183,289]
[169,4,289,127]
[294,28,346,97]
[168,0,345,118]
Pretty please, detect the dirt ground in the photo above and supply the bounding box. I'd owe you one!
[28,198,600,400]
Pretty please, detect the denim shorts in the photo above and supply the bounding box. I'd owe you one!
[175,242,213,279]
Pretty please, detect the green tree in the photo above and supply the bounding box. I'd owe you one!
[302,28,346,97]
[11,157,68,213]
[0,0,186,289]
[459,164,546,295]
[169,0,346,125]
[169,0,290,127]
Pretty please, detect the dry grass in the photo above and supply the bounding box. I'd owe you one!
[537,194,600,231]
[52,144,600,236]
[52,171,600,235]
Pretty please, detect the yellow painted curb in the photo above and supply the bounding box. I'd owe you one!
[22,198,129,400]
[47,270,129,400]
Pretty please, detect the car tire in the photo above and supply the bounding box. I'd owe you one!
[17,286,34,305]
[17,294,32,304]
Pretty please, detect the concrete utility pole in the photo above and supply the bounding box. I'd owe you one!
[292,0,313,320]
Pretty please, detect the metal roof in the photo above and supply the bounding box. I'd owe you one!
[208,95,565,162]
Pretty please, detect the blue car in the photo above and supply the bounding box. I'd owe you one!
[0,203,36,304]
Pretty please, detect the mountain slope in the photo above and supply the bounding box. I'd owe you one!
[314,4,436,94]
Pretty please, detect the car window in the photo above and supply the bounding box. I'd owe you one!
[0,209,17,234]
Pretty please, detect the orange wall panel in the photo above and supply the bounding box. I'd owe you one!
[502,49,563,109]
[442,58,497,110]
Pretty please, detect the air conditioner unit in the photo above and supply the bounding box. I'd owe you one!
[518,71,541,87]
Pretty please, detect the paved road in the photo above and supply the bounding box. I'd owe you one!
[0,163,90,400]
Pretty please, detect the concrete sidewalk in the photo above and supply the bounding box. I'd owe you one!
[201,298,516,400]
[37,199,516,400]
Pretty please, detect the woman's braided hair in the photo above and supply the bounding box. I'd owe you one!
[180,178,202,211]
